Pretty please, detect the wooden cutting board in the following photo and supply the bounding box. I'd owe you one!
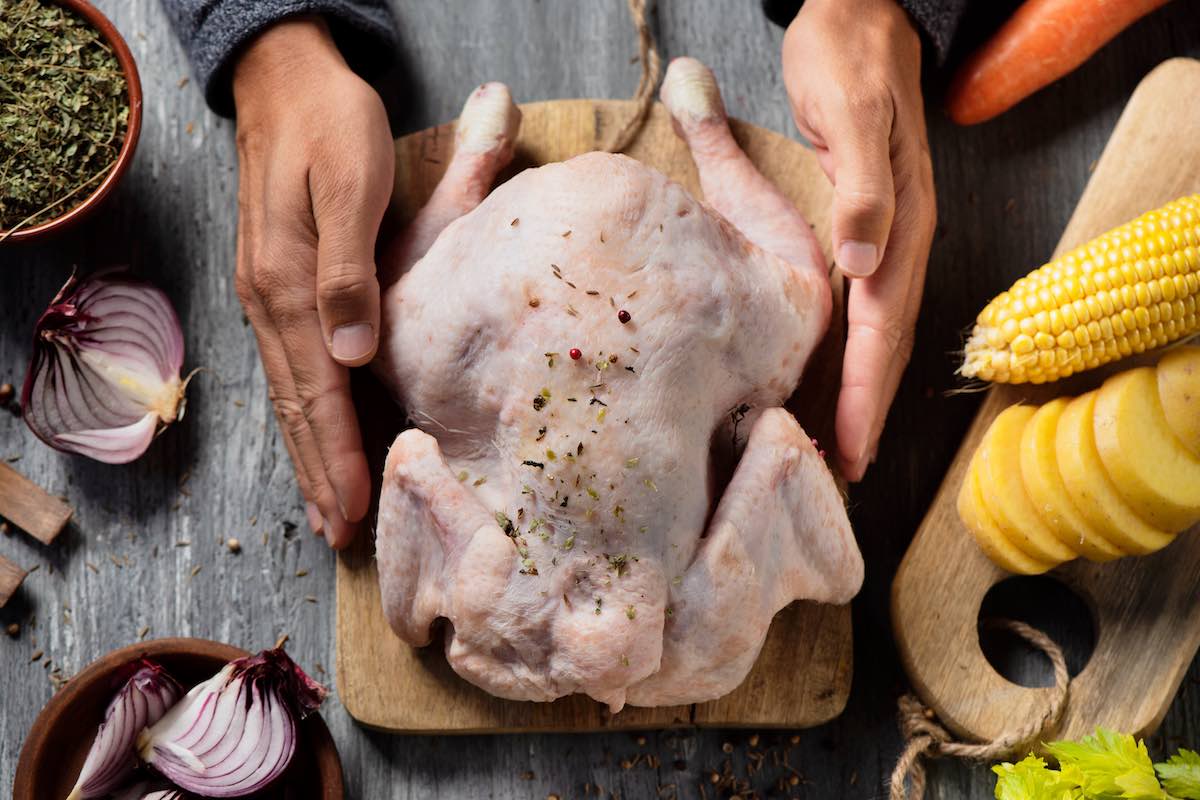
[337,97,857,733]
[893,58,1200,745]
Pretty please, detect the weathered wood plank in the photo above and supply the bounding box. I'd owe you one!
[1,1,1197,799]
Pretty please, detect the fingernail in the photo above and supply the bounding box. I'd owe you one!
[331,323,376,361]
[837,240,879,278]
[323,518,335,546]
[305,502,323,534]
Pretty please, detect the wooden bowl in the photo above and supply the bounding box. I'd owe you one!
[13,638,344,799]
[3,0,143,242]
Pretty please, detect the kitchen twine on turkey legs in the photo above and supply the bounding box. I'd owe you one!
[890,619,1071,800]
[604,0,662,153]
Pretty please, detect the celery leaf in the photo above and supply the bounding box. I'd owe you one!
[1156,749,1200,800]
[993,755,1080,800]
[1047,728,1165,800]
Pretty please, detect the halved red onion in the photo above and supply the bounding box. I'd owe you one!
[66,660,183,800]
[136,648,326,797]
[22,268,189,464]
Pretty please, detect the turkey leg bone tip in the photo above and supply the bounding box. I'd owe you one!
[374,58,863,712]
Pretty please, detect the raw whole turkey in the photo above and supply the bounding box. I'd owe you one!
[372,57,864,711]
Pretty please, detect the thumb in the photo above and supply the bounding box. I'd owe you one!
[829,110,895,279]
[313,184,386,368]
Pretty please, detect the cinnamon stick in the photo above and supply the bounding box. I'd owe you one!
[0,462,72,544]
[0,555,26,607]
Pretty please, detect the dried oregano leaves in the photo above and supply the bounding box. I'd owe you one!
[0,0,129,232]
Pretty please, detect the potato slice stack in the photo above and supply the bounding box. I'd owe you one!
[957,346,1200,573]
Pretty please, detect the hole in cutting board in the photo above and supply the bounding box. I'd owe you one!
[978,575,1095,687]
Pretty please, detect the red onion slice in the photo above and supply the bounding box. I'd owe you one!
[66,660,183,800]
[22,268,190,464]
[108,782,183,800]
[136,648,326,797]
[111,784,189,800]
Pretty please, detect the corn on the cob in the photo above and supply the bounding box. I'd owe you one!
[961,195,1200,384]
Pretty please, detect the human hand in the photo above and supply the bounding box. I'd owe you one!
[781,0,936,482]
[232,17,395,547]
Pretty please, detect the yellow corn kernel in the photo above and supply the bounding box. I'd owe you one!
[1012,334,1035,355]
[962,195,1200,383]
[1060,302,1079,329]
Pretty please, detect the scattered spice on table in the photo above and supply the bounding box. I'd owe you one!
[0,0,130,233]
[226,537,241,553]
[5,622,19,637]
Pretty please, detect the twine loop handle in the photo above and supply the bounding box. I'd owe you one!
[889,619,1071,800]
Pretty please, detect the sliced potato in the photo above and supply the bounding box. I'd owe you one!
[957,454,1054,575]
[1019,398,1124,561]
[1094,367,1200,532]
[977,405,1076,564]
[1157,346,1200,458]
[1056,391,1176,554]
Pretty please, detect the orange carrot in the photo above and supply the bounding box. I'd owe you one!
[946,0,1173,125]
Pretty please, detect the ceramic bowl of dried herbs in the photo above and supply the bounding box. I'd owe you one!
[1,0,142,242]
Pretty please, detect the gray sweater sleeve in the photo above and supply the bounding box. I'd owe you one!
[159,0,396,117]
[761,0,969,64]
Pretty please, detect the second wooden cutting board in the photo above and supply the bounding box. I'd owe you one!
[893,58,1200,745]
[337,97,856,733]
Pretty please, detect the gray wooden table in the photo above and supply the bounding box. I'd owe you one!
[3,1,1199,797]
